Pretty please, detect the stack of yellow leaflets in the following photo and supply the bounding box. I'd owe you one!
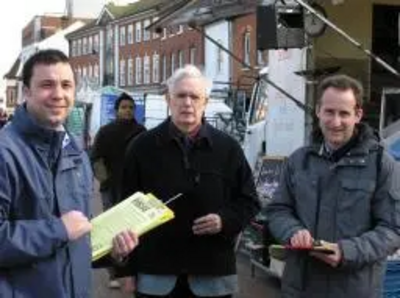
[91,192,175,261]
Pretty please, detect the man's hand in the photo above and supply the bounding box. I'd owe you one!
[290,229,314,248]
[111,230,139,260]
[61,210,92,241]
[310,241,342,267]
[192,214,222,235]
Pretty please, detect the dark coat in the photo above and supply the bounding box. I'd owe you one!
[266,124,400,298]
[120,119,260,275]
[91,118,146,196]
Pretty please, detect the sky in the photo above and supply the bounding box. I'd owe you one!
[0,0,111,99]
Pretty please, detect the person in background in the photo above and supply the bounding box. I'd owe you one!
[266,74,400,298]
[91,92,146,288]
[0,107,7,128]
[0,49,138,297]
[120,64,260,298]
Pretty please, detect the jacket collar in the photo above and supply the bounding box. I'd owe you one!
[157,117,213,148]
[12,104,81,156]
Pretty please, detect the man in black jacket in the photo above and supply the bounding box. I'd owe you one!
[91,92,146,288]
[121,65,260,298]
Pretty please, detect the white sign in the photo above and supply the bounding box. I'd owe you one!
[266,48,307,156]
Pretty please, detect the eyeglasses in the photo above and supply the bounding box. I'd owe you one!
[173,92,204,102]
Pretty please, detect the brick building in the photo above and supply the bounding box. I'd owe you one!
[3,14,91,109]
[66,0,204,96]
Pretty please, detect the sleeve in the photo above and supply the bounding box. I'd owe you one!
[90,127,106,162]
[339,152,400,269]
[265,156,306,244]
[0,149,69,268]
[218,143,261,238]
[120,139,142,202]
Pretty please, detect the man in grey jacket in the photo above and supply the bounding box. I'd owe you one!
[266,74,400,298]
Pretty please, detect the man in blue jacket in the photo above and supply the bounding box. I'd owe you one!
[0,49,138,298]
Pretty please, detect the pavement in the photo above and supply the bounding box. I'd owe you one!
[91,184,281,298]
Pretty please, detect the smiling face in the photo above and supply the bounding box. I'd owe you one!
[167,77,208,133]
[316,87,363,149]
[24,62,75,129]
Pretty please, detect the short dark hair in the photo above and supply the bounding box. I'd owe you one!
[114,92,135,111]
[317,74,364,109]
[22,49,70,88]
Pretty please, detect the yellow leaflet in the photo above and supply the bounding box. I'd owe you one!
[91,192,175,261]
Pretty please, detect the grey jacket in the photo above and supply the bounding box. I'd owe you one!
[266,125,400,298]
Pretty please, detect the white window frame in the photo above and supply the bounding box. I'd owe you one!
[143,55,150,84]
[171,52,176,75]
[120,26,126,46]
[177,25,183,35]
[94,34,99,52]
[135,22,142,43]
[83,37,87,55]
[77,39,82,56]
[127,24,134,44]
[128,58,134,85]
[244,31,251,66]
[143,19,151,41]
[135,56,142,84]
[178,50,184,68]
[88,36,93,54]
[152,53,159,83]
[120,59,126,86]
[152,17,159,39]
[162,55,167,82]
[189,47,196,64]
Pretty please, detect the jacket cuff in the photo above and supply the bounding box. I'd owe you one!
[51,217,69,246]
[338,239,357,268]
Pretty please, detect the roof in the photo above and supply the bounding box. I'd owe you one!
[3,57,21,80]
[65,19,99,39]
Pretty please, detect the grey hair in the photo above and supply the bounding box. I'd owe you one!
[167,64,213,97]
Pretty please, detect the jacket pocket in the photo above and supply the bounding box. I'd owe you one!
[337,178,375,236]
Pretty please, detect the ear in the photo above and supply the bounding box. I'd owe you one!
[23,85,31,101]
[355,108,363,123]
[165,93,171,105]
[315,105,321,119]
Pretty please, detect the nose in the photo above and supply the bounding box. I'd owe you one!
[330,113,342,127]
[52,84,64,99]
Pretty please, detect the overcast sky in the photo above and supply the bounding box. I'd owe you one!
[0,0,110,99]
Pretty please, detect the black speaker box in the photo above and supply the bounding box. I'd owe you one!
[257,5,305,50]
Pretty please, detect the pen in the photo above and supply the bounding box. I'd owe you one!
[164,193,183,205]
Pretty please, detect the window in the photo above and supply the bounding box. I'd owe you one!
[89,64,93,77]
[135,56,142,84]
[83,66,87,77]
[120,26,126,46]
[152,17,159,39]
[128,24,134,44]
[216,39,223,73]
[88,36,93,54]
[143,55,150,84]
[162,55,167,82]
[243,31,251,66]
[178,50,184,68]
[127,58,133,85]
[83,38,87,55]
[177,25,183,34]
[152,53,160,83]
[120,59,126,86]
[135,22,142,42]
[72,40,77,57]
[77,39,82,56]
[189,47,196,64]
[94,64,99,81]
[143,19,151,41]
[170,52,176,75]
[257,50,266,66]
[161,28,167,40]
[94,34,99,52]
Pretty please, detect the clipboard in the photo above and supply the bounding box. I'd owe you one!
[269,243,335,255]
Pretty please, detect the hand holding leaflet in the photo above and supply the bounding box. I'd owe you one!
[91,192,175,261]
